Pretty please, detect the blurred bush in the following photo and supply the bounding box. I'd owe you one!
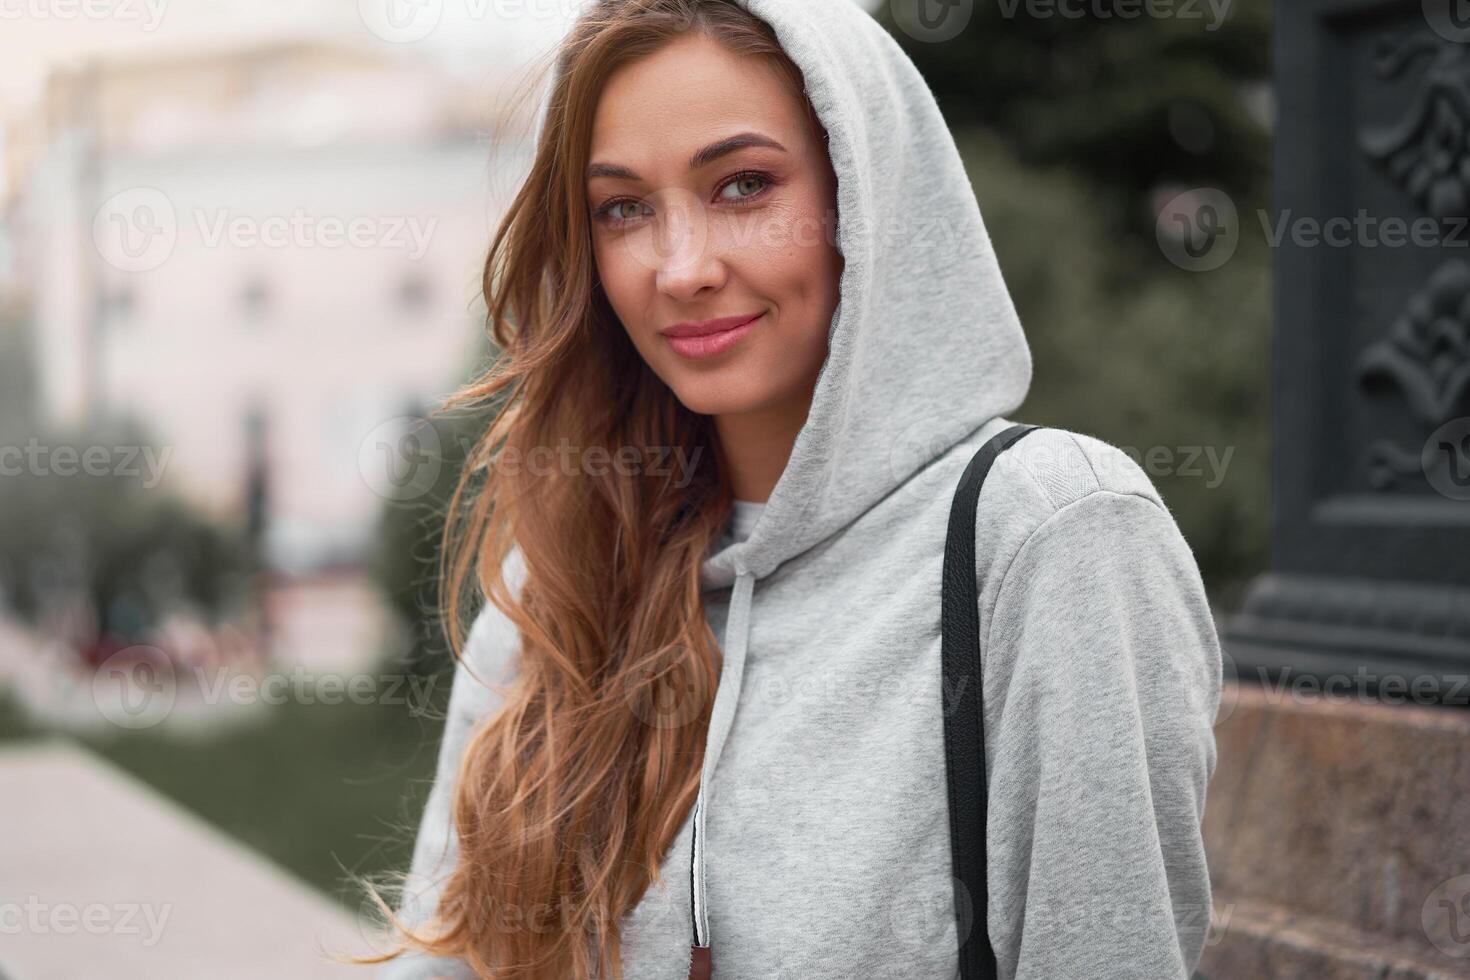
[0,313,255,662]
[371,393,501,681]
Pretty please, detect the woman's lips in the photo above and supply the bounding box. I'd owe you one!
[663,312,763,359]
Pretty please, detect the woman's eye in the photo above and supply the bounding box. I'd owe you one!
[595,174,770,226]
[600,200,650,224]
[719,173,769,203]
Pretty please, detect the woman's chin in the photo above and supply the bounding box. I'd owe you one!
[666,370,773,419]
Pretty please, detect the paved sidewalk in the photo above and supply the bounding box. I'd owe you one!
[0,740,386,979]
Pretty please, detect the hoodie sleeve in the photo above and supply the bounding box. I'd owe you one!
[981,487,1221,980]
[376,602,521,980]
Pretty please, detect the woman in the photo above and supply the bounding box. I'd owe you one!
[364,0,1221,977]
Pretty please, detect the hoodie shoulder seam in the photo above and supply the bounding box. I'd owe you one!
[1065,429,1104,493]
[1001,429,1103,510]
[980,488,1165,658]
[1005,442,1060,507]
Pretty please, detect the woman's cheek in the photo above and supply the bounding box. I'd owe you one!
[596,243,642,312]
[794,207,838,252]
[759,203,810,258]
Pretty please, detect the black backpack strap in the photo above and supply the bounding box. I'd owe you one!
[942,422,1041,980]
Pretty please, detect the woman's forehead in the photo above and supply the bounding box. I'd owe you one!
[587,36,811,169]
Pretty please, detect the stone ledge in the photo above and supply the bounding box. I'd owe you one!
[1203,681,1470,977]
[1199,895,1470,980]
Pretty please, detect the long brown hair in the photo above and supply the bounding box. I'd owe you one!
[355,2,821,977]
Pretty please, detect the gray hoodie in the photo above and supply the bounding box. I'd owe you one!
[379,1,1222,977]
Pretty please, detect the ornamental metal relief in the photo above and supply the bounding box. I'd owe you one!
[1360,33,1470,220]
[1357,259,1470,488]
[1356,32,1470,490]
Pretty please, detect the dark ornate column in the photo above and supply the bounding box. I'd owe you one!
[1197,7,1470,977]
[1224,0,1470,700]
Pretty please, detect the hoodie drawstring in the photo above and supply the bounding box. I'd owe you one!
[690,564,756,953]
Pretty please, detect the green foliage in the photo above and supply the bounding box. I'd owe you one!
[370,395,502,680]
[0,303,37,427]
[959,129,1270,602]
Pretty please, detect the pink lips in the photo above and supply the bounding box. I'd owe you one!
[661,312,763,359]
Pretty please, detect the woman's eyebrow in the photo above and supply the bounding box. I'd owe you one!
[586,131,788,182]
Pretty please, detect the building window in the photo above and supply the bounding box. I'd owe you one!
[241,278,271,324]
[104,285,136,326]
[397,273,432,316]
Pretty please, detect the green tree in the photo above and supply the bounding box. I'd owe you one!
[879,0,1271,239]
[0,417,253,657]
[370,347,503,680]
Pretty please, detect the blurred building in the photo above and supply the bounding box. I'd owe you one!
[0,41,533,573]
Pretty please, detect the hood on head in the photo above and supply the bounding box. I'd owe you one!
[523,0,1036,957]
[700,0,1033,589]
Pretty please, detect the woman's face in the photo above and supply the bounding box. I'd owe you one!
[586,32,843,420]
